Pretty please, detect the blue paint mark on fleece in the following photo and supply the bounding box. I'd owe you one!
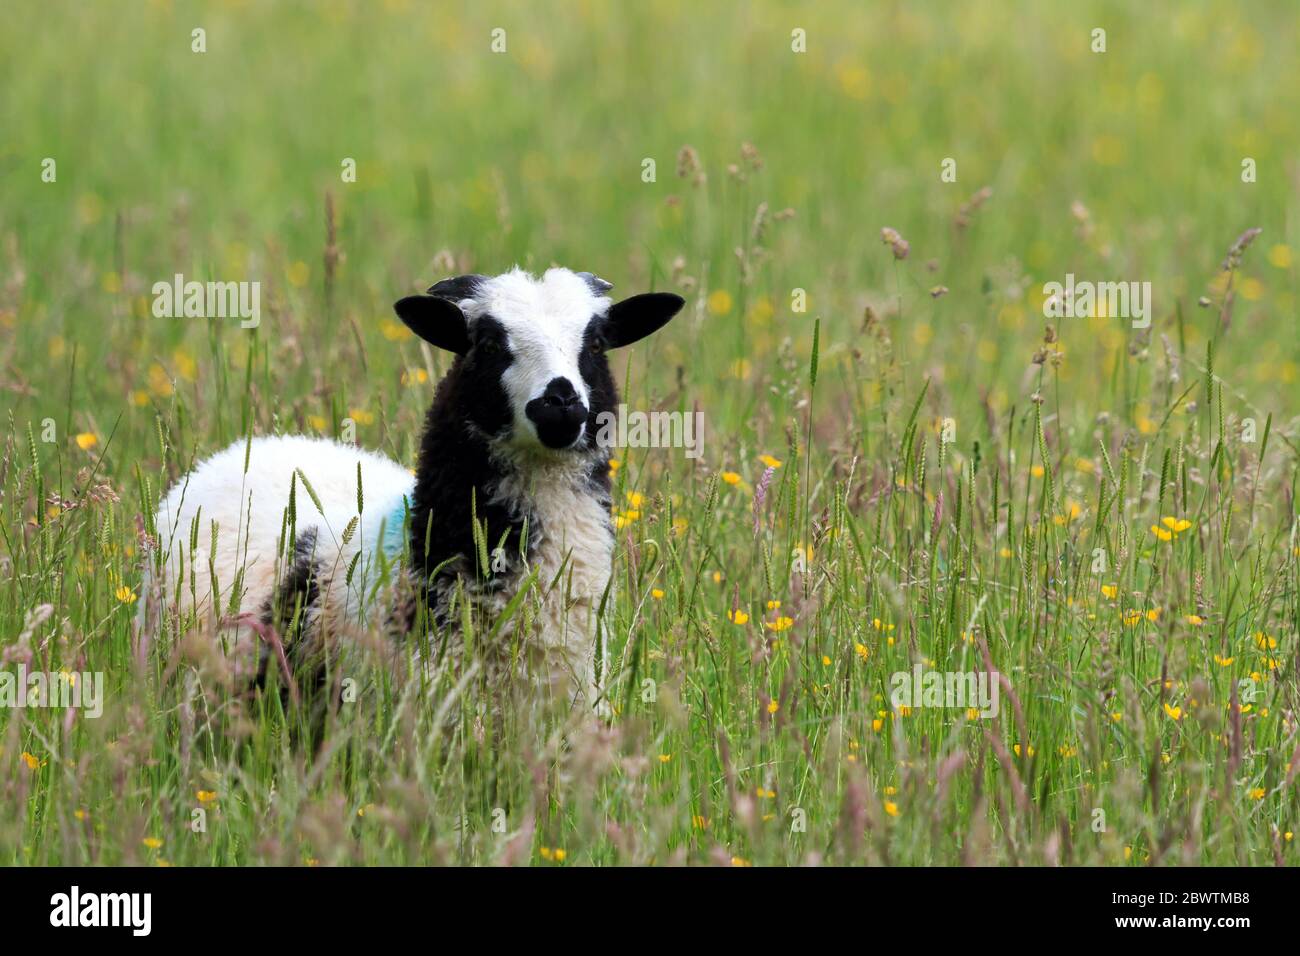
[379,499,409,561]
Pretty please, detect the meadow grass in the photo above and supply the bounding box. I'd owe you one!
[1,0,1299,865]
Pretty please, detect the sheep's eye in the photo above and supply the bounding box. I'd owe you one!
[478,339,500,356]
[588,338,605,355]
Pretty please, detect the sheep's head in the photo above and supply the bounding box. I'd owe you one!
[395,267,684,455]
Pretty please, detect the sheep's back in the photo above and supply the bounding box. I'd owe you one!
[146,435,413,629]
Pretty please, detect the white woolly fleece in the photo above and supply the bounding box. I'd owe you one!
[149,435,414,628]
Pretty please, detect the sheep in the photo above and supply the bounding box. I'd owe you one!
[145,267,684,712]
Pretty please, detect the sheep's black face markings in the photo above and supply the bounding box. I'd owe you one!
[460,316,514,438]
[578,320,618,459]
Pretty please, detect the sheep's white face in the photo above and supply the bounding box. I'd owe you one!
[394,266,685,455]
[460,268,608,451]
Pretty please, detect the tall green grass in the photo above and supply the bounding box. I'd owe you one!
[1,0,1298,865]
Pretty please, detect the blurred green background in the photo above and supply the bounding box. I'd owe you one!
[2,0,1297,466]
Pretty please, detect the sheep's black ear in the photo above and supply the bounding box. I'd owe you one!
[393,295,470,355]
[605,292,686,348]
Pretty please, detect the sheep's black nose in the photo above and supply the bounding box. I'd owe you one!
[539,377,582,408]
[525,378,588,449]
